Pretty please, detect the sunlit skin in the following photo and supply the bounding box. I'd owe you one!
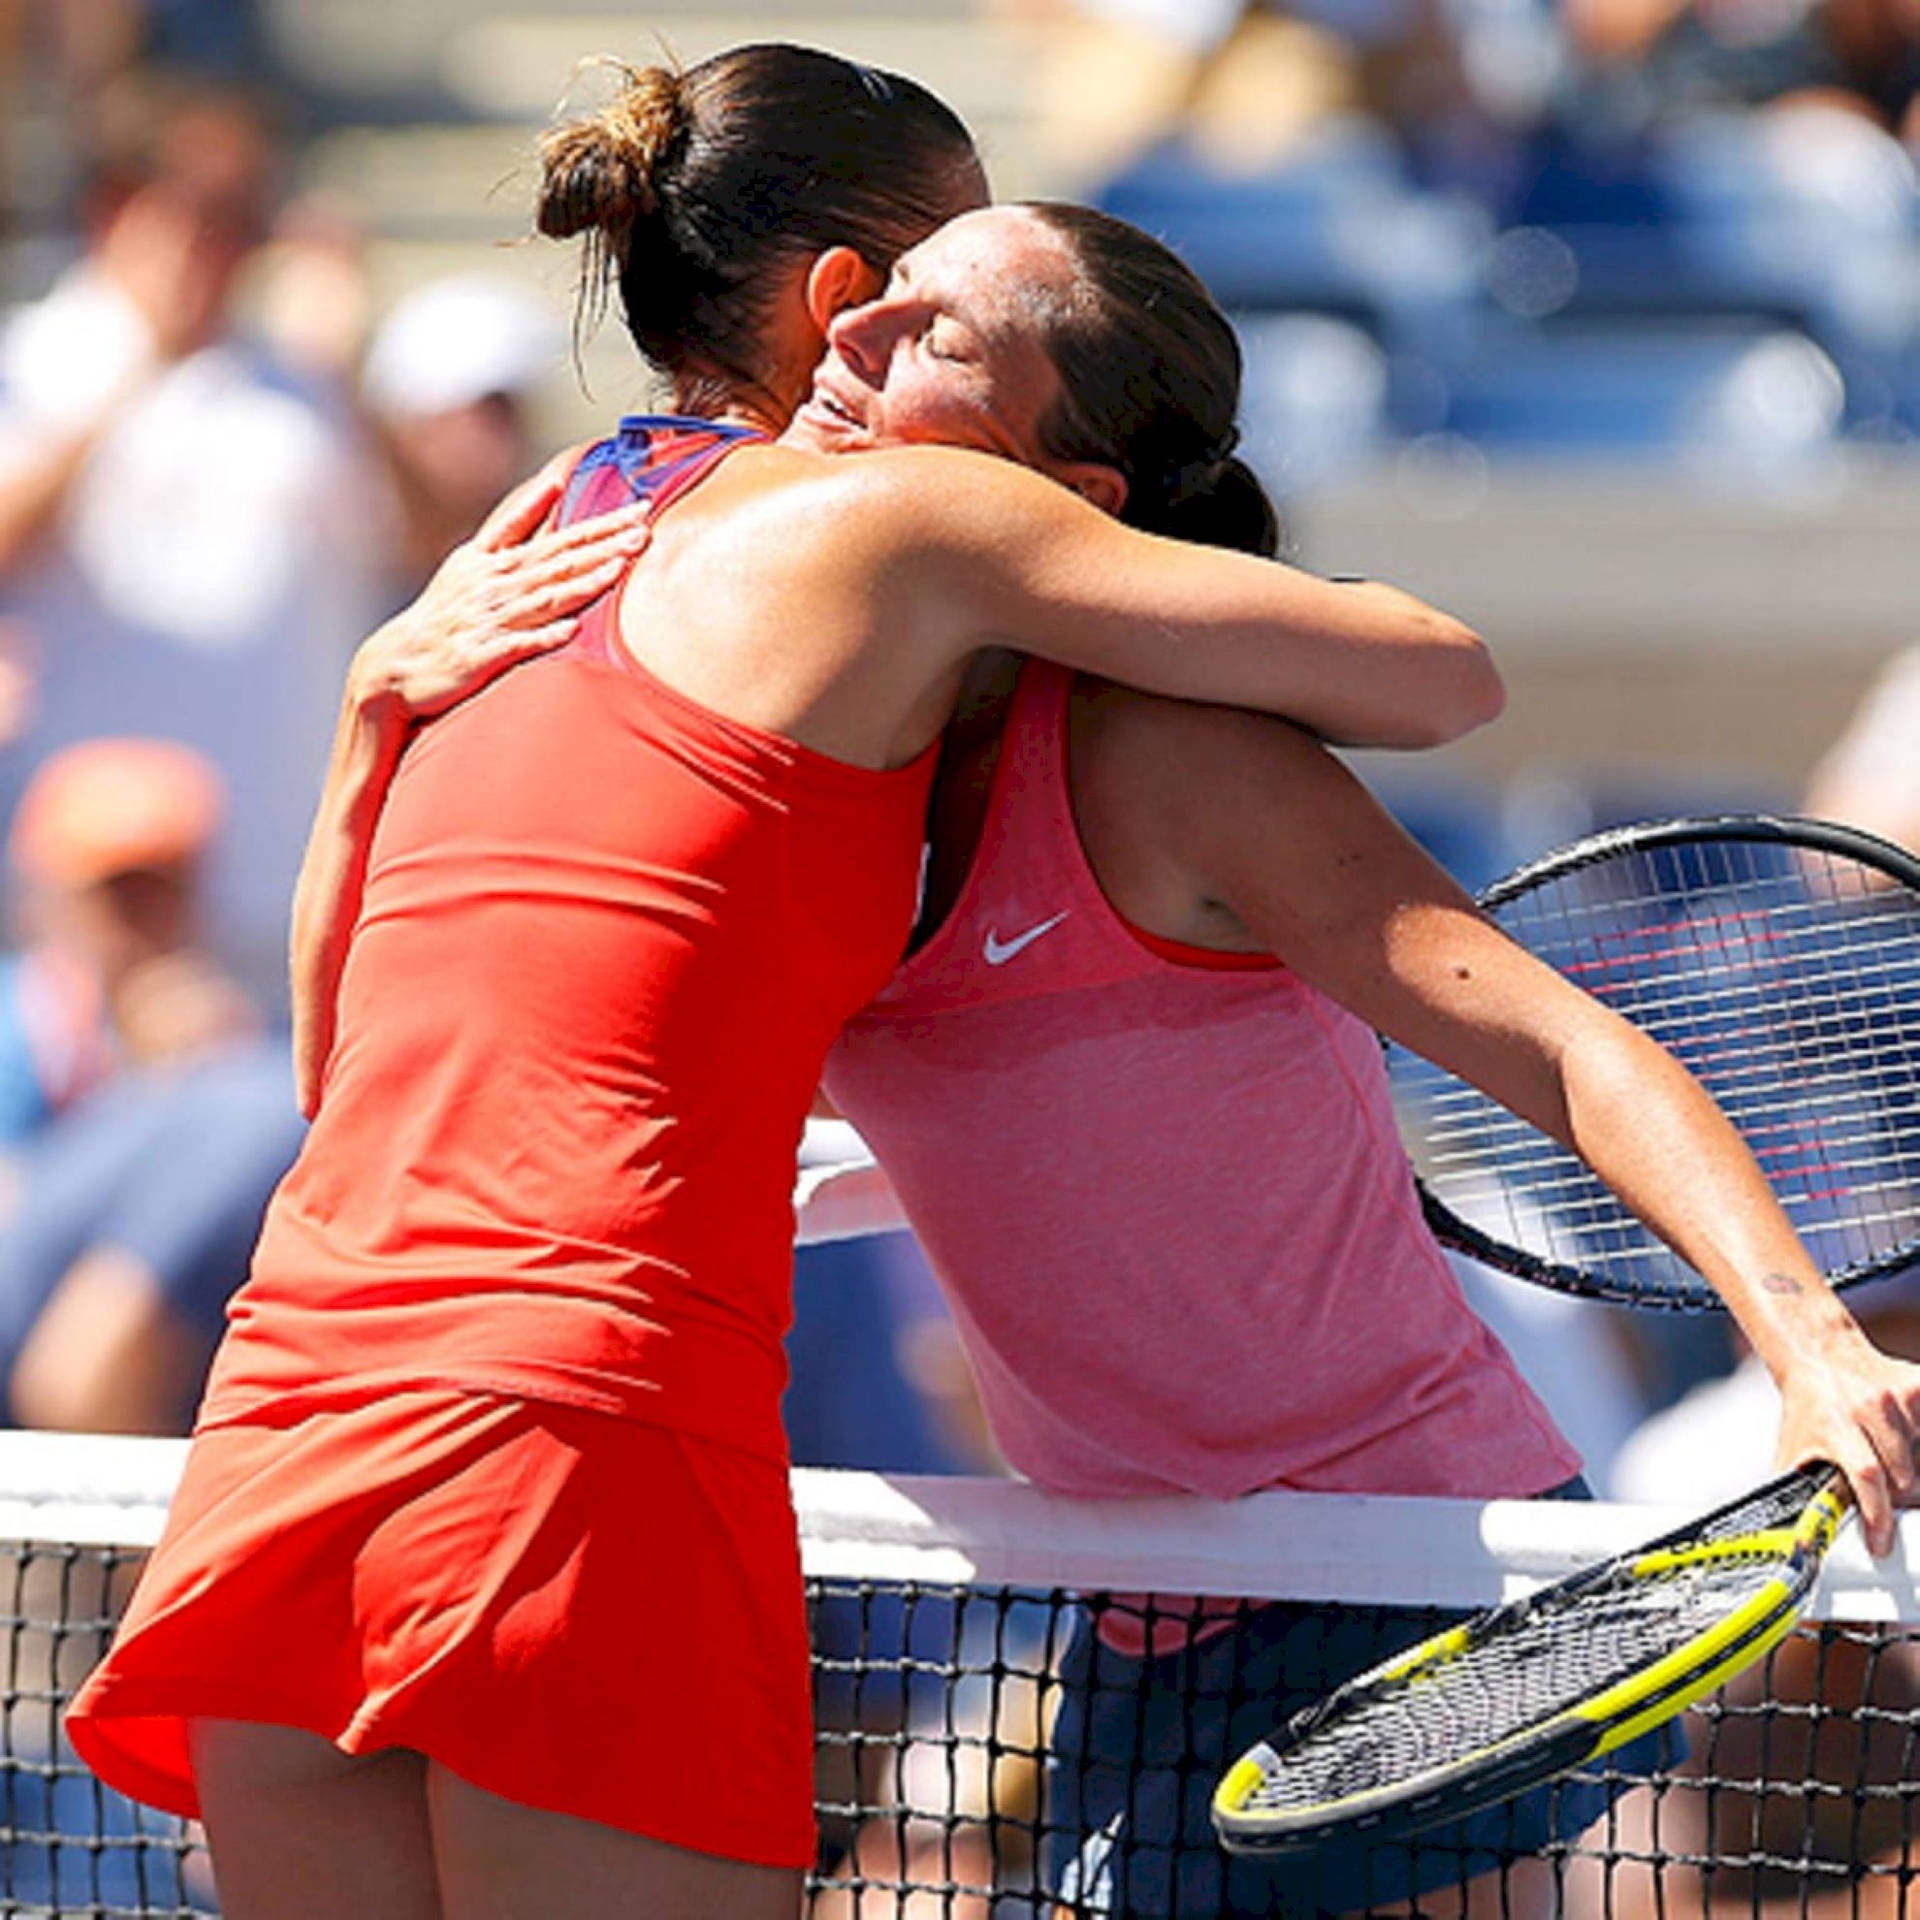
[785,208,1094,489]
[293,202,1498,1117]
[776,223,1920,1564]
[300,203,1920,1561]
[267,186,1920,1920]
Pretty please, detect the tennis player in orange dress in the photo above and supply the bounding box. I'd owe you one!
[68,45,1508,1920]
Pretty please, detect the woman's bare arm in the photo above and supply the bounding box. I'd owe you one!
[900,453,1503,749]
[1111,698,1920,1550]
[290,459,648,1113]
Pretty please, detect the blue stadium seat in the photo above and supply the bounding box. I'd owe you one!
[1502,112,1920,392]
[1096,128,1486,360]
[1429,316,1845,459]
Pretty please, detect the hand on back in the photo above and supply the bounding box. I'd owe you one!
[348,451,651,722]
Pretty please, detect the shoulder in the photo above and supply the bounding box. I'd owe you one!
[769,444,1107,552]
[686,445,1097,587]
[1072,685,1405,908]
[1076,683,1338,806]
[1070,685,1349,925]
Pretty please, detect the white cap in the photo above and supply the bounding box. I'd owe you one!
[362,273,564,417]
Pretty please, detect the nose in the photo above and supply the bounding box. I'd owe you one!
[826,297,902,384]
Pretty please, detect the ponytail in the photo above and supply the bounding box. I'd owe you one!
[1153,455,1282,559]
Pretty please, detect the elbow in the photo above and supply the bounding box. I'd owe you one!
[1401,622,1504,747]
[1336,586,1505,747]
[1453,629,1507,734]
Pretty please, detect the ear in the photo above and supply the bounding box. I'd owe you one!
[1053,460,1128,519]
[804,247,883,333]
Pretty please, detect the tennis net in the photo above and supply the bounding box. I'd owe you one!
[0,1432,1916,1917]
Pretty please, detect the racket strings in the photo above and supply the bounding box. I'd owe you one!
[1238,1554,1793,1815]
[1396,840,1920,1306]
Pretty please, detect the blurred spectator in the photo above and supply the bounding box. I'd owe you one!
[1000,0,1367,184]
[0,1,149,247]
[249,189,375,393]
[360,273,565,592]
[1564,0,1920,147]
[0,737,302,1435]
[0,3,273,278]
[0,738,252,1132]
[1804,643,1920,856]
[0,70,387,1003]
[1000,0,1498,187]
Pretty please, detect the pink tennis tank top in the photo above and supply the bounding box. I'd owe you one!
[824,660,1578,1505]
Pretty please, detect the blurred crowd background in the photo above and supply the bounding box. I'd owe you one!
[1,4,1918,1907]
[0,0,1916,1494]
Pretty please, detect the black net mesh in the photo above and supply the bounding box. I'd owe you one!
[0,1542,204,1917]
[0,1472,1914,1918]
[806,1583,1920,1918]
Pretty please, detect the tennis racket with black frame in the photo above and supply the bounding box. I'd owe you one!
[1391,813,1920,1310]
[1213,1460,1852,1855]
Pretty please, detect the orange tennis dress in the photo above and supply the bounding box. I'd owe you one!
[66,418,939,1868]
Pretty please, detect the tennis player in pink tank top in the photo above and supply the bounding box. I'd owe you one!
[804,266,1920,1920]
[325,269,1920,1918]
[807,324,1920,1918]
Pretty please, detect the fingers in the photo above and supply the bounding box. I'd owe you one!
[461,549,627,629]
[464,511,647,627]
[522,500,651,564]
[474,463,571,550]
[500,617,580,657]
[467,608,590,658]
[378,480,650,718]
[1835,1448,1894,1556]
[1811,1411,1916,1559]
[1778,1336,1920,1559]
[518,537,637,595]
[1857,1385,1920,1560]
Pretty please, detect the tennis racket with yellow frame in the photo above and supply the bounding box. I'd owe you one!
[1213,1461,1852,1855]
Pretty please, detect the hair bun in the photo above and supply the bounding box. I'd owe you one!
[1158,455,1282,559]
[536,62,688,243]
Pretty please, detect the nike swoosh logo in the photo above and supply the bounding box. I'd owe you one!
[983,910,1070,966]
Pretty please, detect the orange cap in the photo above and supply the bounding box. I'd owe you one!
[8,738,225,887]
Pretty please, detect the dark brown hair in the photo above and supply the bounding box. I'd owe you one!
[537,44,983,415]
[1022,202,1279,558]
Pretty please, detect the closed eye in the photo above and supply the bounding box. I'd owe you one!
[924,319,970,362]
